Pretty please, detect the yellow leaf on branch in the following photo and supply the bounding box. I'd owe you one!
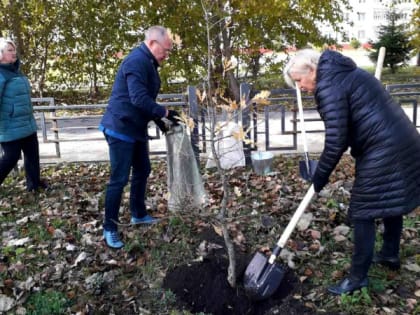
[232,125,253,144]
[252,90,271,106]
[179,112,195,129]
[230,101,239,111]
[196,89,206,103]
[223,57,236,74]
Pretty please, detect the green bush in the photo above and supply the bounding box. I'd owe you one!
[350,38,361,49]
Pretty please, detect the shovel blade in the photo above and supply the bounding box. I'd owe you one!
[299,159,318,181]
[243,252,286,301]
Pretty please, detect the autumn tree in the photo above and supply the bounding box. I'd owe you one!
[0,0,142,98]
[197,0,275,288]
[2,0,348,99]
[0,0,59,96]
[198,0,247,288]
[49,1,140,99]
[154,0,348,100]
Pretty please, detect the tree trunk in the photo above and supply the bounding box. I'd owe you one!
[220,22,240,102]
[89,62,100,100]
[37,41,50,97]
[201,0,238,289]
[250,54,262,83]
[222,222,236,288]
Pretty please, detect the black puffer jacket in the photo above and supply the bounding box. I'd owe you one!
[312,50,420,220]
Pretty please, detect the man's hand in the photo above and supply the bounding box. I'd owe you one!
[154,119,169,134]
[167,109,180,126]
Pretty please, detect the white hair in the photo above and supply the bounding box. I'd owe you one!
[0,37,16,61]
[144,26,168,42]
[283,48,321,88]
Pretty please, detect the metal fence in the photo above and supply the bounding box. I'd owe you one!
[30,83,420,163]
[32,86,200,159]
[240,82,420,163]
[386,83,419,128]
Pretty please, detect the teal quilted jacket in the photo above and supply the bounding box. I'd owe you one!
[0,60,37,142]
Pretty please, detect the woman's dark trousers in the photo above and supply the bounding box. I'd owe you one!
[0,132,41,190]
[350,216,403,279]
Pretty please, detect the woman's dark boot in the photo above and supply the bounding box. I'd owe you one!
[327,276,369,295]
[372,252,400,270]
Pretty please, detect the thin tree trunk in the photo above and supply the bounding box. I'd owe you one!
[201,0,237,288]
[38,41,50,97]
[220,21,240,102]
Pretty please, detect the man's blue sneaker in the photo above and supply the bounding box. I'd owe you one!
[130,214,160,225]
[103,230,124,249]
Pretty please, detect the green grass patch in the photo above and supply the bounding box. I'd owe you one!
[368,267,396,293]
[339,287,372,314]
[22,222,52,242]
[404,216,418,228]
[25,290,70,315]
[401,243,418,258]
[49,218,66,229]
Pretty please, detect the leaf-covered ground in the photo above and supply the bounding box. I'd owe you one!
[0,155,419,315]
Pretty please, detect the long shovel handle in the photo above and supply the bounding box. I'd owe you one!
[268,184,315,264]
[296,85,311,175]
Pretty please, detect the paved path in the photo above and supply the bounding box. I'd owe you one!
[37,105,417,164]
[37,112,327,164]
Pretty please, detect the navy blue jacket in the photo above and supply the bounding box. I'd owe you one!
[312,50,420,220]
[100,43,166,142]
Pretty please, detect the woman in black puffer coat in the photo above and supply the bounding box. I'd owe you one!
[284,49,420,295]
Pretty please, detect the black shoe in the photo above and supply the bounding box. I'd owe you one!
[372,253,400,270]
[27,179,49,192]
[327,277,368,295]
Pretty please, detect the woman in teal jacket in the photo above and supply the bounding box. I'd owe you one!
[0,38,45,191]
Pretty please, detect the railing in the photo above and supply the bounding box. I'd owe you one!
[33,86,199,160]
[29,83,419,163]
[240,82,420,164]
[386,83,420,127]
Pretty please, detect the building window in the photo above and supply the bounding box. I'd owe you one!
[357,12,366,21]
[358,30,365,39]
[374,10,386,20]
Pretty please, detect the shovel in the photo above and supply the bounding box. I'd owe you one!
[296,86,317,181]
[244,184,315,300]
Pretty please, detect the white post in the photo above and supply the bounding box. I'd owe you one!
[375,47,386,80]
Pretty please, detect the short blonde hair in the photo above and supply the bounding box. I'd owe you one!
[283,48,321,88]
[0,37,16,61]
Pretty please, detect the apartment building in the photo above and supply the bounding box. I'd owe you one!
[326,0,417,44]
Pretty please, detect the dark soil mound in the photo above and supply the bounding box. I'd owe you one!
[162,228,318,315]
